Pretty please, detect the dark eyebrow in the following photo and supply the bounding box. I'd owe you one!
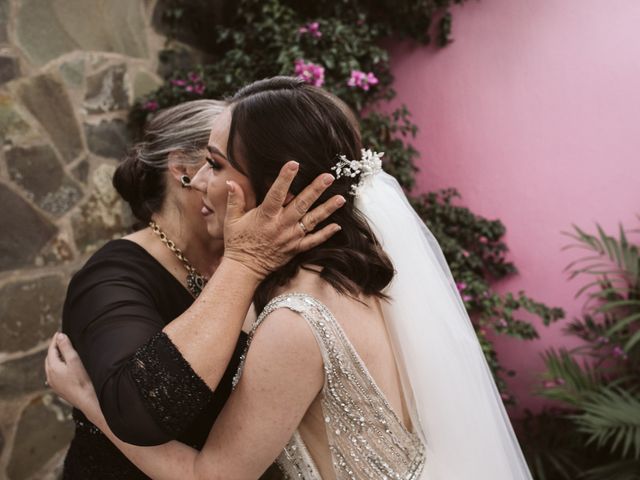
[206,145,227,159]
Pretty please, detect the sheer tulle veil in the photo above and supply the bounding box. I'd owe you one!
[355,169,533,480]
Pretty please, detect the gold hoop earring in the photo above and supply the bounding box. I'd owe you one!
[180,175,191,188]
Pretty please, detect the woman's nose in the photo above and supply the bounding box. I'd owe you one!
[190,164,208,193]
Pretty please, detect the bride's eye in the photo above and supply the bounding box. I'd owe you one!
[206,157,222,171]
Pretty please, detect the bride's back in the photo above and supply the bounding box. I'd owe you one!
[271,268,416,479]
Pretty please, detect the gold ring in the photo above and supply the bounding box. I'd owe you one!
[298,221,309,234]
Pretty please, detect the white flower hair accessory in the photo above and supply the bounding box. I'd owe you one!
[331,148,384,196]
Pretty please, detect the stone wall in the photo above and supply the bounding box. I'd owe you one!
[0,1,165,478]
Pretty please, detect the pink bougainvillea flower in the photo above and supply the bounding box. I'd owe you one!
[612,345,628,359]
[193,83,205,95]
[462,294,473,302]
[188,72,201,83]
[171,79,187,87]
[455,281,467,292]
[294,59,325,87]
[143,100,159,112]
[185,85,194,92]
[543,378,566,388]
[347,70,379,91]
[299,21,322,38]
[497,318,508,328]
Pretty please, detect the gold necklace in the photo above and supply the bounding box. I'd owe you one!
[148,220,208,298]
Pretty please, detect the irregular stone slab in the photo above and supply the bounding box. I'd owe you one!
[0,350,47,399]
[59,58,85,88]
[71,158,90,183]
[6,395,73,480]
[6,144,83,216]
[0,55,20,85]
[133,70,162,98]
[15,0,148,66]
[0,275,65,352]
[36,233,75,267]
[71,163,132,253]
[84,118,129,159]
[0,93,33,144]
[0,184,57,271]
[85,64,129,113]
[17,73,83,162]
[0,0,8,43]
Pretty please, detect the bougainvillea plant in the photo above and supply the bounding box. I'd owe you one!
[130,0,564,404]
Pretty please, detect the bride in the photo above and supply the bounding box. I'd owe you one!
[46,77,532,479]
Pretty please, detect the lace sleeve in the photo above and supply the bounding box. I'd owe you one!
[128,331,213,437]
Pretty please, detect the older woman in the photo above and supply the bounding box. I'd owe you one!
[58,99,343,479]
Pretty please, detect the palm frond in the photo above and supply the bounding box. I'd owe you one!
[539,349,603,405]
[581,458,640,480]
[571,387,640,459]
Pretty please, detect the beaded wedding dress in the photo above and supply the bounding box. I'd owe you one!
[235,154,532,480]
[236,292,426,480]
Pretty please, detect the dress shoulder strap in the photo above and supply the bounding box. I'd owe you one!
[232,293,342,388]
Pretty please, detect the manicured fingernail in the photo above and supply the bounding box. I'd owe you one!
[335,196,346,206]
[323,174,335,186]
[289,161,300,171]
[226,181,235,193]
[334,225,342,232]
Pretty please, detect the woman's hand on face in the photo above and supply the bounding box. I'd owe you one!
[45,333,99,417]
[223,161,345,279]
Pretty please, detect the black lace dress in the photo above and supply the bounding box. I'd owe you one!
[61,239,281,479]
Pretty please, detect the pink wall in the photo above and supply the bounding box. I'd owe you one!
[388,0,640,412]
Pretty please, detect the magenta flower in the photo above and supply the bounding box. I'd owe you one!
[543,378,565,389]
[171,79,186,87]
[497,318,508,328]
[143,100,159,112]
[347,70,379,91]
[188,72,202,83]
[456,282,467,292]
[193,83,205,95]
[612,346,628,359]
[294,59,325,87]
[299,21,322,38]
[462,294,473,302]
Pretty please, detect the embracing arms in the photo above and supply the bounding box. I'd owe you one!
[48,308,323,480]
[63,163,342,444]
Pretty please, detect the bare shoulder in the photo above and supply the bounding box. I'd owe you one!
[246,306,323,379]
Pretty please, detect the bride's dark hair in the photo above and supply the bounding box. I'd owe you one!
[228,77,394,311]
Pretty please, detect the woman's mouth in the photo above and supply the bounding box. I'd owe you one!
[201,203,214,216]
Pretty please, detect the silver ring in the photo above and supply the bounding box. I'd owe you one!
[44,380,49,388]
[298,221,309,234]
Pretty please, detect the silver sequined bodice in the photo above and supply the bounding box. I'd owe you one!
[235,293,426,480]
